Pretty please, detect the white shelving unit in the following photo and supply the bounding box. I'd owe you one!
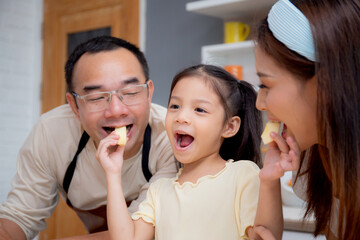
[201,41,256,83]
[186,0,277,86]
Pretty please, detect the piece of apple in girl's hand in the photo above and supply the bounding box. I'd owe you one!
[261,122,281,145]
[114,126,127,146]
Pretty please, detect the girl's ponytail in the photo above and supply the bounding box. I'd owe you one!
[220,80,263,166]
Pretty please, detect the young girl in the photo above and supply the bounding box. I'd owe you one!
[96,64,268,239]
[248,0,360,239]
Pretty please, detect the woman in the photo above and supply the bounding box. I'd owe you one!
[251,0,360,239]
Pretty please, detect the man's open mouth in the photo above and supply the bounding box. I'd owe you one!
[103,124,132,134]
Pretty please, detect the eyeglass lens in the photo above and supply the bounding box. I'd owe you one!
[84,85,147,112]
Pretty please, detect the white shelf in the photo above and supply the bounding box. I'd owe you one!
[201,41,259,86]
[202,40,254,54]
[186,0,277,21]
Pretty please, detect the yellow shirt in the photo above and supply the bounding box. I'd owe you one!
[132,160,260,240]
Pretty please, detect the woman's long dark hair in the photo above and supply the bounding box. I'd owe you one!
[169,64,263,166]
[255,0,360,239]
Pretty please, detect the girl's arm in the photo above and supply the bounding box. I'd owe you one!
[252,133,300,240]
[96,133,154,240]
[106,173,154,240]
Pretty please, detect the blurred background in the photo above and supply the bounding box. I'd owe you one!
[0,0,324,239]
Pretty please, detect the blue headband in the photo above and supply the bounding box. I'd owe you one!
[267,0,316,62]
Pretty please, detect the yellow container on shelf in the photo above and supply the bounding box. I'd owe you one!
[224,22,250,43]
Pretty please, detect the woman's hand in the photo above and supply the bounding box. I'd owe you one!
[260,133,300,182]
[96,131,125,175]
[248,226,276,240]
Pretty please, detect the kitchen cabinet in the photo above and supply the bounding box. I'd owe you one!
[186,0,277,87]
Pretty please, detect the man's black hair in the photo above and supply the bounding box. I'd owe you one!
[65,36,149,92]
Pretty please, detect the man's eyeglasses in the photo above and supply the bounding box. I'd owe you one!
[72,83,148,112]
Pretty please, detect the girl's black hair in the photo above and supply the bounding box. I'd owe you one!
[170,64,263,166]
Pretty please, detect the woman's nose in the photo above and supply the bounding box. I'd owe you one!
[256,91,266,111]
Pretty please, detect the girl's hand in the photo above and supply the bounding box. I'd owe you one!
[260,132,300,182]
[96,131,125,175]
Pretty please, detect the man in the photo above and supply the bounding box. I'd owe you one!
[0,36,177,239]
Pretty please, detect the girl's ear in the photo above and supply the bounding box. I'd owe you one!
[222,116,241,138]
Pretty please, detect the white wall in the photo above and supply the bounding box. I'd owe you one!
[144,0,223,107]
[0,0,43,202]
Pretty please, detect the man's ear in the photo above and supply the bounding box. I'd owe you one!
[66,92,80,120]
[146,80,154,104]
[222,116,241,138]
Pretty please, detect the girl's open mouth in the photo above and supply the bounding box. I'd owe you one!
[175,133,194,148]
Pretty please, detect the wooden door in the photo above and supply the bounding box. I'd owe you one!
[40,0,139,238]
[41,0,139,113]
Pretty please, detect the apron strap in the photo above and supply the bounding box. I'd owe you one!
[63,125,153,207]
[142,125,152,182]
[63,131,90,207]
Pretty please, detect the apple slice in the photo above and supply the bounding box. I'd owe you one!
[261,122,281,145]
[114,126,127,146]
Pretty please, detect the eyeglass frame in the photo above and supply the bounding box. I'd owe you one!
[71,82,149,112]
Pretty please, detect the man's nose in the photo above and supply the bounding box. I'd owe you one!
[104,94,129,118]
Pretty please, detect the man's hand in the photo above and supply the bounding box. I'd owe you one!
[0,218,26,240]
